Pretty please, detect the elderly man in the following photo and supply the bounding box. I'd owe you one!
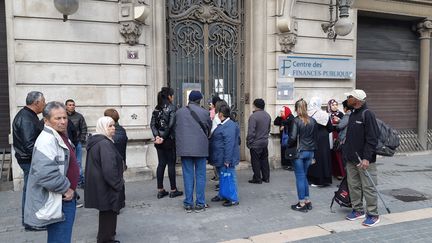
[12,91,45,230]
[65,99,88,188]
[175,90,212,213]
[343,89,380,227]
[24,101,79,242]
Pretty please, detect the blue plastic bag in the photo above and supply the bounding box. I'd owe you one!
[219,167,238,202]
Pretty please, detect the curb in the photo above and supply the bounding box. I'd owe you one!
[221,208,432,243]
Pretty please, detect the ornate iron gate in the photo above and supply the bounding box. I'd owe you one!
[166,0,244,122]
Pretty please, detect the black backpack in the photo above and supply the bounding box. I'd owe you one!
[153,107,169,131]
[362,109,400,156]
[330,176,351,212]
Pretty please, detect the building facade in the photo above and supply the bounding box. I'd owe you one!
[1,0,431,190]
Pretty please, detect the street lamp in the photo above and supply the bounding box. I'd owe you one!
[321,0,355,40]
[54,0,79,22]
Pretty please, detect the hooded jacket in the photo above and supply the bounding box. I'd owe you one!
[84,134,125,213]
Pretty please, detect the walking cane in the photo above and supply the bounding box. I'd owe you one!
[355,152,391,214]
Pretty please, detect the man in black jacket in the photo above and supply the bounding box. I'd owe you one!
[246,98,271,184]
[342,89,380,227]
[12,91,45,230]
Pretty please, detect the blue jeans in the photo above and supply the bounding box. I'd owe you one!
[181,157,207,207]
[47,199,76,243]
[75,142,84,185]
[293,151,314,202]
[19,163,31,226]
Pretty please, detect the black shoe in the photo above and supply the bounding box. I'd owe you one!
[306,201,313,210]
[291,202,308,212]
[263,179,270,183]
[169,190,183,198]
[248,179,262,184]
[24,225,47,231]
[194,204,206,213]
[184,205,193,213]
[222,201,239,207]
[286,166,294,171]
[215,184,219,191]
[157,190,169,199]
[211,195,222,202]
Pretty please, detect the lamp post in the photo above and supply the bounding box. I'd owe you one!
[54,0,79,22]
[322,0,355,40]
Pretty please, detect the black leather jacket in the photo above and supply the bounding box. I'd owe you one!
[288,116,317,151]
[150,103,176,140]
[12,107,43,163]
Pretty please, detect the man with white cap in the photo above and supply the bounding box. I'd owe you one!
[343,89,380,227]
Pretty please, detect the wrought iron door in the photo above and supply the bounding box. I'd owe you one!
[167,0,244,122]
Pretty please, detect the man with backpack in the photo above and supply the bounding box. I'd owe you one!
[343,89,381,227]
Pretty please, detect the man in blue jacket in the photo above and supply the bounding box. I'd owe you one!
[343,89,380,227]
[175,90,212,213]
[209,105,240,206]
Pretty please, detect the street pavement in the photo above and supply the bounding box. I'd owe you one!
[0,153,431,243]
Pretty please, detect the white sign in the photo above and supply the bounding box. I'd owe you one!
[279,56,356,79]
[214,79,224,93]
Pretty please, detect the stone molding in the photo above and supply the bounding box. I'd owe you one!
[417,18,432,39]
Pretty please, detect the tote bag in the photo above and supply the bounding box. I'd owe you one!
[219,167,238,202]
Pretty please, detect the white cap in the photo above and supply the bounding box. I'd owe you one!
[344,89,366,101]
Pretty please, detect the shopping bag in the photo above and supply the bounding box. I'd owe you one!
[219,167,238,202]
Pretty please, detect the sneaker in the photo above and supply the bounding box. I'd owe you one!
[222,201,239,207]
[248,179,262,184]
[24,225,47,231]
[215,184,219,191]
[184,205,193,213]
[346,210,366,221]
[169,190,183,198]
[305,201,312,210]
[194,204,206,213]
[76,202,84,208]
[210,176,219,182]
[291,202,308,212]
[211,195,222,202]
[362,215,380,227]
[157,190,169,199]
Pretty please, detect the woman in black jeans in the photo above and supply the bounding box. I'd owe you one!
[150,87,183,199]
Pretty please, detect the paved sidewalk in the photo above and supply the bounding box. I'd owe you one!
[0,153,431,243]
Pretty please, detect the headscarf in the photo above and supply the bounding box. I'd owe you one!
[281,106,292,120]
[327,99,339,115]
[95,116,115,141]
[308,96,329,126]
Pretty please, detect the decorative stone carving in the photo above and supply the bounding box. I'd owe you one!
[417,18,432,39]
[120,21,142,45]
[279,32,297,53]
[119,0,150,45]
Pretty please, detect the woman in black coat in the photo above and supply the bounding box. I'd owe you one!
[273,106,295,170]
[85,116,125,243]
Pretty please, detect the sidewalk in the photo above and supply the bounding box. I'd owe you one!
[0,153,431,243]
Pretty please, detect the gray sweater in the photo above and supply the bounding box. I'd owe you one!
[246,109,271,149]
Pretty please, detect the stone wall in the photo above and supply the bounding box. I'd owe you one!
[7,0,156,190]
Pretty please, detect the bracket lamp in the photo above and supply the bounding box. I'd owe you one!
[54,0,79,22]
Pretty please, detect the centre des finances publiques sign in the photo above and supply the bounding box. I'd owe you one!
[278,55,356,79]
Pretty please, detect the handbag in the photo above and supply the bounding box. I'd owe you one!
[281,130,289,147]
[219,167,238,202]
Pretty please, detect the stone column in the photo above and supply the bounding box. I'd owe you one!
[417,19,432,149]
[250,0,267,101]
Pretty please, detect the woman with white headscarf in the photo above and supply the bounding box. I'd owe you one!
[307,97,333,187]
[85,117,125,243]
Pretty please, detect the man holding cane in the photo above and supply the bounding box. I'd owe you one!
[342,89,380,227]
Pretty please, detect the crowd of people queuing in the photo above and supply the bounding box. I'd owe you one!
[12,87,381,242]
